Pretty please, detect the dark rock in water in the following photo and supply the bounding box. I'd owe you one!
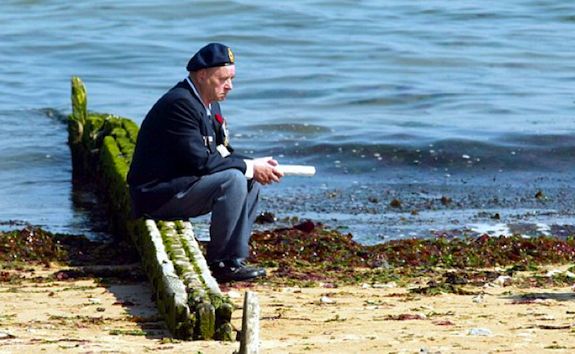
[293,220,315,233]
[0,220,30,227]
[390,199,402,208]
[255,211,276,224]
[440,196,452,205]
[491,213,501,220]
[368,196,379,203]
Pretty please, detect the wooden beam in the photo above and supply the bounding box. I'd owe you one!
[239,291,260,354]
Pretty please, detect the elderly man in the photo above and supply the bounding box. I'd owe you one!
[127,43,283,282]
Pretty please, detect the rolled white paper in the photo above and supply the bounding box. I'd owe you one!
[276,165,316,177]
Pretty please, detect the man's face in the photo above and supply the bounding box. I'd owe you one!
[199,65,235,103]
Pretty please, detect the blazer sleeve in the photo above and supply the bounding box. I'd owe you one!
[165,98,247,176]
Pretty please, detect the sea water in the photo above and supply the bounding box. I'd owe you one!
[1,1,574,243]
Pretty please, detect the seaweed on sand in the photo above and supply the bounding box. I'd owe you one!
[248,220,575,287]
[0,227,139,268]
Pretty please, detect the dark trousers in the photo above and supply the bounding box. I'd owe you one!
[148,169,260,263]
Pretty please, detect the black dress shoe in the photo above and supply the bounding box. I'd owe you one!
[209,259,266,283]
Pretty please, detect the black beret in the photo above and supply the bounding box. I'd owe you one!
[186,43,235,72]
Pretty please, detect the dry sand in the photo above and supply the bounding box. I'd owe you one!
[1,264,574,353]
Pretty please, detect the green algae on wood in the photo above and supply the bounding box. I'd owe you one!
[196,302,216,340]
[70,76,87,144]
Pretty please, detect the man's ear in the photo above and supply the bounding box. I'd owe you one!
[195,69,206,82]
[196,67,217,85]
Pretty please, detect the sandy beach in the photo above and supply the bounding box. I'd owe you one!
[1,261,574,354]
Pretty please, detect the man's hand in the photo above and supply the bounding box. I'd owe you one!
[253,158,283,185]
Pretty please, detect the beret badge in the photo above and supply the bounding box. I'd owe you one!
[227,48,234,64]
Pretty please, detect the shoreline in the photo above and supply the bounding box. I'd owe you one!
[257,172,575,244]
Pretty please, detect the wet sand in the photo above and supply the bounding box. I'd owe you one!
[258,171,575,244]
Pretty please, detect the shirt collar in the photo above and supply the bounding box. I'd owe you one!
[185,76,211,116]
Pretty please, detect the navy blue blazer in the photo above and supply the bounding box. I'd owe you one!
[127,79,247,217]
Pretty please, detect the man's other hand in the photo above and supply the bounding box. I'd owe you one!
[253,158,283,185]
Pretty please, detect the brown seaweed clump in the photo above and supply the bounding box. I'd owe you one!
[248,220,575,287]
[0,227,65,265]
[0,227,139,267]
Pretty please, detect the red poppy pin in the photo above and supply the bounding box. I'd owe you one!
[214,113,224,125]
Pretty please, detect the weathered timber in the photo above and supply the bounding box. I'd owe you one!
[239,291,260,354]
[67,76,234,340]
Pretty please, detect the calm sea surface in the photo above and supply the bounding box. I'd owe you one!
[1,1,574,243]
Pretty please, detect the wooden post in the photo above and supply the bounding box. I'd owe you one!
[239,291,260,354]
[69,76,87,144]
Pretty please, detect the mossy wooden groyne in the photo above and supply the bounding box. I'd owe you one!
[68,76,234,341]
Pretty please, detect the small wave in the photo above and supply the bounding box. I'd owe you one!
[39,108,68,123]
[244,123,331,134]
[347,92,459,108]
[234,87,328,101]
